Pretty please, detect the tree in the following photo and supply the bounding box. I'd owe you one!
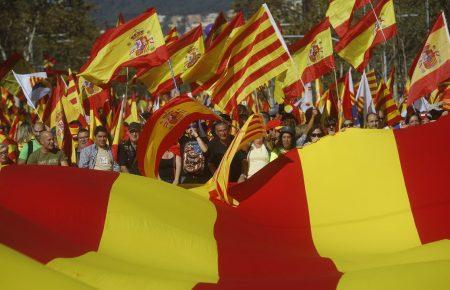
[0,0,99,70]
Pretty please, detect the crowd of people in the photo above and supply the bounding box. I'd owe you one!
[1,100,447,187]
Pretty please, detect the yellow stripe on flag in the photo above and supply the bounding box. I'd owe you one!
[47,174,219,289]
[300,129,421,272]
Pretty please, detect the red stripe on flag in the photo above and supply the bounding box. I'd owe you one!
[195,150,341,289]
[0,166,117,263]
[394,116,450,244]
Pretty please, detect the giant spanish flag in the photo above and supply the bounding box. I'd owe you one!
[326,0,370,37]
[78,8,169,85]
[407,12,450,105]
[137,25,204,95]
[138,96,219,178]
[335,0,397,72]
[275,19,334,99]
[1,117,449,289]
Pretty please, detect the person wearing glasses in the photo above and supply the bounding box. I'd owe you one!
[17,121,46,165]
[75,128,90,165]
[326,118,337,136]
[305,126,324,145]
[118,122,141,175]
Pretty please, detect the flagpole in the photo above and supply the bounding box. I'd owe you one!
[167,59,180,95]
[332,67,343,126]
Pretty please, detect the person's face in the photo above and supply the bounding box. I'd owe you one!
[367,114,379,129]
[33,123,45,138]
[420,117,430,124]
[311,129,323,143]
[186,123,198,136]
[41,133,55,150]
[327,124,336,135]
[343,120,354,128]
[128,130,140,143]
[77,132,89,148]
[215,124,229,141]
[409,116,420,127]
[0,146,8,163]
[281,133,293,150]
[254,138,263,146]
[95,131,108,148]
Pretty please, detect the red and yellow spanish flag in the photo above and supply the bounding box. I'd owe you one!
[1,116,449,289]
[205,12,228,50]
[335,0,397,72]
[164,26,179,46]
[111,98,125,161]
[137,25,204,95]
[124,96,140,124]
[137,95,219,178]
[407,12,450,105]
[181,13,245,94]
[275,19,335,99]
[209,114,266,205]
[326,0,370,37]
[209,5,291,111]
[78,8,169,85]
[61,70,87,128]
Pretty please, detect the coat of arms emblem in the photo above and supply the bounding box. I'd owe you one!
[160,108,188,129]
[308,40,324,64]
[184,46,201,69]
[418,44,440,72]
[374,18,385,35]
[128,29,155,58]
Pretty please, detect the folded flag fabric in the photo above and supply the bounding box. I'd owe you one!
[0,117,449,290]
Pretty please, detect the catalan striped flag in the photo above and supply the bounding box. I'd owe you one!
[209,5,291,111]
[78,8,169,85]
[335,0,397,72]
[137,95,219,178]
[61,70,87,128]
[408,12,450,105]
[355,71,376,117]
[1,117,449,289]
[164,26,179,46]
[376,81,402,127]
[275,19,335,99]
[205,12,227,50]
[326,0,370,37]
[137,25,204,95]
[210,114,266,204]
[181,12,245,94]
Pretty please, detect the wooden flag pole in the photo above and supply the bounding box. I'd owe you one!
[167,59,180,95]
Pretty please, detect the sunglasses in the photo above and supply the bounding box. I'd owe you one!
[311,133,322,138]
[343,123,354,128]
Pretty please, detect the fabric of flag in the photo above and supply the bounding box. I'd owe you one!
[181,13,245,94]
[209,5,291,111]
[275,19,335,99]
[376,81,402,127]
[355,71,376,117]
[210,114,266,205]
[340,70,355,125]
[366,69,378,99]
[0,53,33,97]
[78,8,169,85]
[42,76,67,150]
[111,98,125,161]
[407,12,450,105]
[137,25,204,95]
[43,54,57,69]
[326,0,370,37]
[124,96,139,124]
[13,72,50,109]
[87,89,110,141]
[204,12,227,50]
[335,0,397,72]
[1,116,449,289]
[164,26,179,46]
[137,95,219,178]
[62,71,87,128]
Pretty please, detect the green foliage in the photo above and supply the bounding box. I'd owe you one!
[0,0,99,71]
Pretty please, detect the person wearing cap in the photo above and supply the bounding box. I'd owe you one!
[118,122,141,175]
[325,118,337,136]
[269,126,296,162]
[419,112,432,124]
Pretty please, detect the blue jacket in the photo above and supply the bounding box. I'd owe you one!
[78,144,120,172]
